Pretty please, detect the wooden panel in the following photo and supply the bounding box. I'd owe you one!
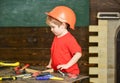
[90,0,98,25]
[0,48,50,60]
[90,0,120,25]
[0,27,53,48]
[97,0,120,12]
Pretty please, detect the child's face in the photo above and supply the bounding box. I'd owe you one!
[46,16,67,37]
[48,22,64,37]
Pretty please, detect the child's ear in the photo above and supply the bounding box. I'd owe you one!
[61,23,67,29]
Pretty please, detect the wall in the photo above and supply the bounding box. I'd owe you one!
[0,0,89,27]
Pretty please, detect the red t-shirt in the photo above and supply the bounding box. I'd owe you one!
[51,32,82,75]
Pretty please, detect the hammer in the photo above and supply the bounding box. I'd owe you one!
[14,64,30,74]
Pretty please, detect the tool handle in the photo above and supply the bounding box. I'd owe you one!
[36,75,51,80]
[16,73,32,78]
[36,74,64,80]
[0,62,20,66]
[0,76,16,81]
[20,64,30,70]
[26,68,40,73]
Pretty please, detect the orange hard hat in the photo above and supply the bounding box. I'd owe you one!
[46,6,76,30]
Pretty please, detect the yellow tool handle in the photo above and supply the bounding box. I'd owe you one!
[50,76,64,80]
[0,76,16,81]
[0,62,20,66]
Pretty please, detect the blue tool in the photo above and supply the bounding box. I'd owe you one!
[36,74,52,80]
[36,74,64,80]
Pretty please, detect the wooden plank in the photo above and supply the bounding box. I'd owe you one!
[89,67,99,74]
[89,57,98,63]
[89,26,99,32]
[89,47,99,53]
[98,20,108,26]
[90,78,99,83]
[89,36,99,42]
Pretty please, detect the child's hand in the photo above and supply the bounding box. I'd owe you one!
[57,64,69,70]
[46,64,52,69]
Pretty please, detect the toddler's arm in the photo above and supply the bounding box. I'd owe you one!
[57,52,82,70]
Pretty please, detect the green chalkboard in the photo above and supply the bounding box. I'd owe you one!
[0,0,89,27]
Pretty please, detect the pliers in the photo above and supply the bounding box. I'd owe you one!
[58,70,65,77]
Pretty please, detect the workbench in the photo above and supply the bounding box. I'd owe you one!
[0,67,89,83]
